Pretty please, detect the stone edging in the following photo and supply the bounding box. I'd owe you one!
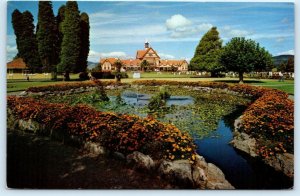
[230,116,294,178]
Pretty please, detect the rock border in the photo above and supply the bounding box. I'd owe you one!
[7,110,234,189]
[230,116,294,178]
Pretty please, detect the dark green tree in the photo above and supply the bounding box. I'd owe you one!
[75,12,90,73]
[285,57,294,72]
[37,1,59,79]
[140,60,150,71]
[114,60,123,83]
[11,9,23,58]
[190,27,223,76]
[56,5,65,62]
[220,37,272,83]
[58,1,81,81]
[12,10,41,72]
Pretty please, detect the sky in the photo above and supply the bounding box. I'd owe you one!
[6,1,295,63]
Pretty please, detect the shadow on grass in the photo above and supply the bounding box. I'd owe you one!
[212,80,264,84]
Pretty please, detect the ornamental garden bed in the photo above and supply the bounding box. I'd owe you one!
[7,80,294,189]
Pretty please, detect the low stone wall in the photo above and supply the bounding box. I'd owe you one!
[230,116,294,178]
[7,110,234,189]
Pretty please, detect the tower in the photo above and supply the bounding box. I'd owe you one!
[145,39,149,49]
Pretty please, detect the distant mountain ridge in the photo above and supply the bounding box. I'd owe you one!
[272,55,294,67]
[87,61,98,70]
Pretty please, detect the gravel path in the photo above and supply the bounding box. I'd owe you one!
[7,130,174,189]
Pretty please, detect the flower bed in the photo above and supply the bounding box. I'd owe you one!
[21,79,295,159]
[239,90,294,158]
[7,96,196,162]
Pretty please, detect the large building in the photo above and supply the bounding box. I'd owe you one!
[100,41,188,72]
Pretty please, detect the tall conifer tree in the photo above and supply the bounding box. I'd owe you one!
[58,1,81,80]
[56,5,66,63]
[76,12,90,73]
[190,27,223,76]
[37,1,59,79]
[12,10,41,72]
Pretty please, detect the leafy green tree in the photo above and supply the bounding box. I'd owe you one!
[220,37,272,83]
[37,1,59,79]
[75,12,90,73]
[58,1,81,81]
[12,10,41,72]
[190,27,223,76]
[140,60,150,71]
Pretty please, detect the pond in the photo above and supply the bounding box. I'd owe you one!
[39,86,292,189]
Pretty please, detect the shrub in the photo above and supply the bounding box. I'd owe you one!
[79,72,89,81]
[7,96,196,162]
[91,71,115,79]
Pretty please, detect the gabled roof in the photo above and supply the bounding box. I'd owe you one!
[7,58,28,69]
[121,59,141,67]
[100,58,119,65]
[136,47,160,59]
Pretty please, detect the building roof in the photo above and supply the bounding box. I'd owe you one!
[136,47,160,59]
[100,57,119,65]
[159,59,187,66]
[7,58,28,69]
[121,59,141,67]
[100,58,141,67]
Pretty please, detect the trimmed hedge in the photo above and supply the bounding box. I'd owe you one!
[7,96,196,162]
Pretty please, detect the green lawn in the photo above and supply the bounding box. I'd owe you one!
[7,72,294,95]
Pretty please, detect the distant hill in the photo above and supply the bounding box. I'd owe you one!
[272,55,294,67]
[87,61,98,70]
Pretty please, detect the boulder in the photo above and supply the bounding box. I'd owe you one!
[126,151,154,171]
[264,153,294,178]
[158,159,193,187]
[206,163,234,189]
[18,119,40,133]
[83,141,106,155]
[230,132,258,157]
[18,91,28,96]
[192,166,207,189]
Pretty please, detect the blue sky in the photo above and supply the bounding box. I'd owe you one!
[6,1,294,62]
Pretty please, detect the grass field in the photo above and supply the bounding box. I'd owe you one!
[7,73,295,95]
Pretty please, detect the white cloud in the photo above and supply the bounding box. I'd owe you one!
[6,45,18,62]
[158,53,175,59]
[277,49,294,56]
[89,12,116,19]
[276,37,285,43]
[166,14,192,30]
[165,15,213,38]
[169,23,213,38]
[6,45,17,53]
[221,26,252,39]
[88,50,128,62]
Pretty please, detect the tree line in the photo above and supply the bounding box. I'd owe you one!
[12,1,89,81]
[190,27,277,83]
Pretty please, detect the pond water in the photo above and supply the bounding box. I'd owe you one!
[41,88,293,189]
[196,120,292,189]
